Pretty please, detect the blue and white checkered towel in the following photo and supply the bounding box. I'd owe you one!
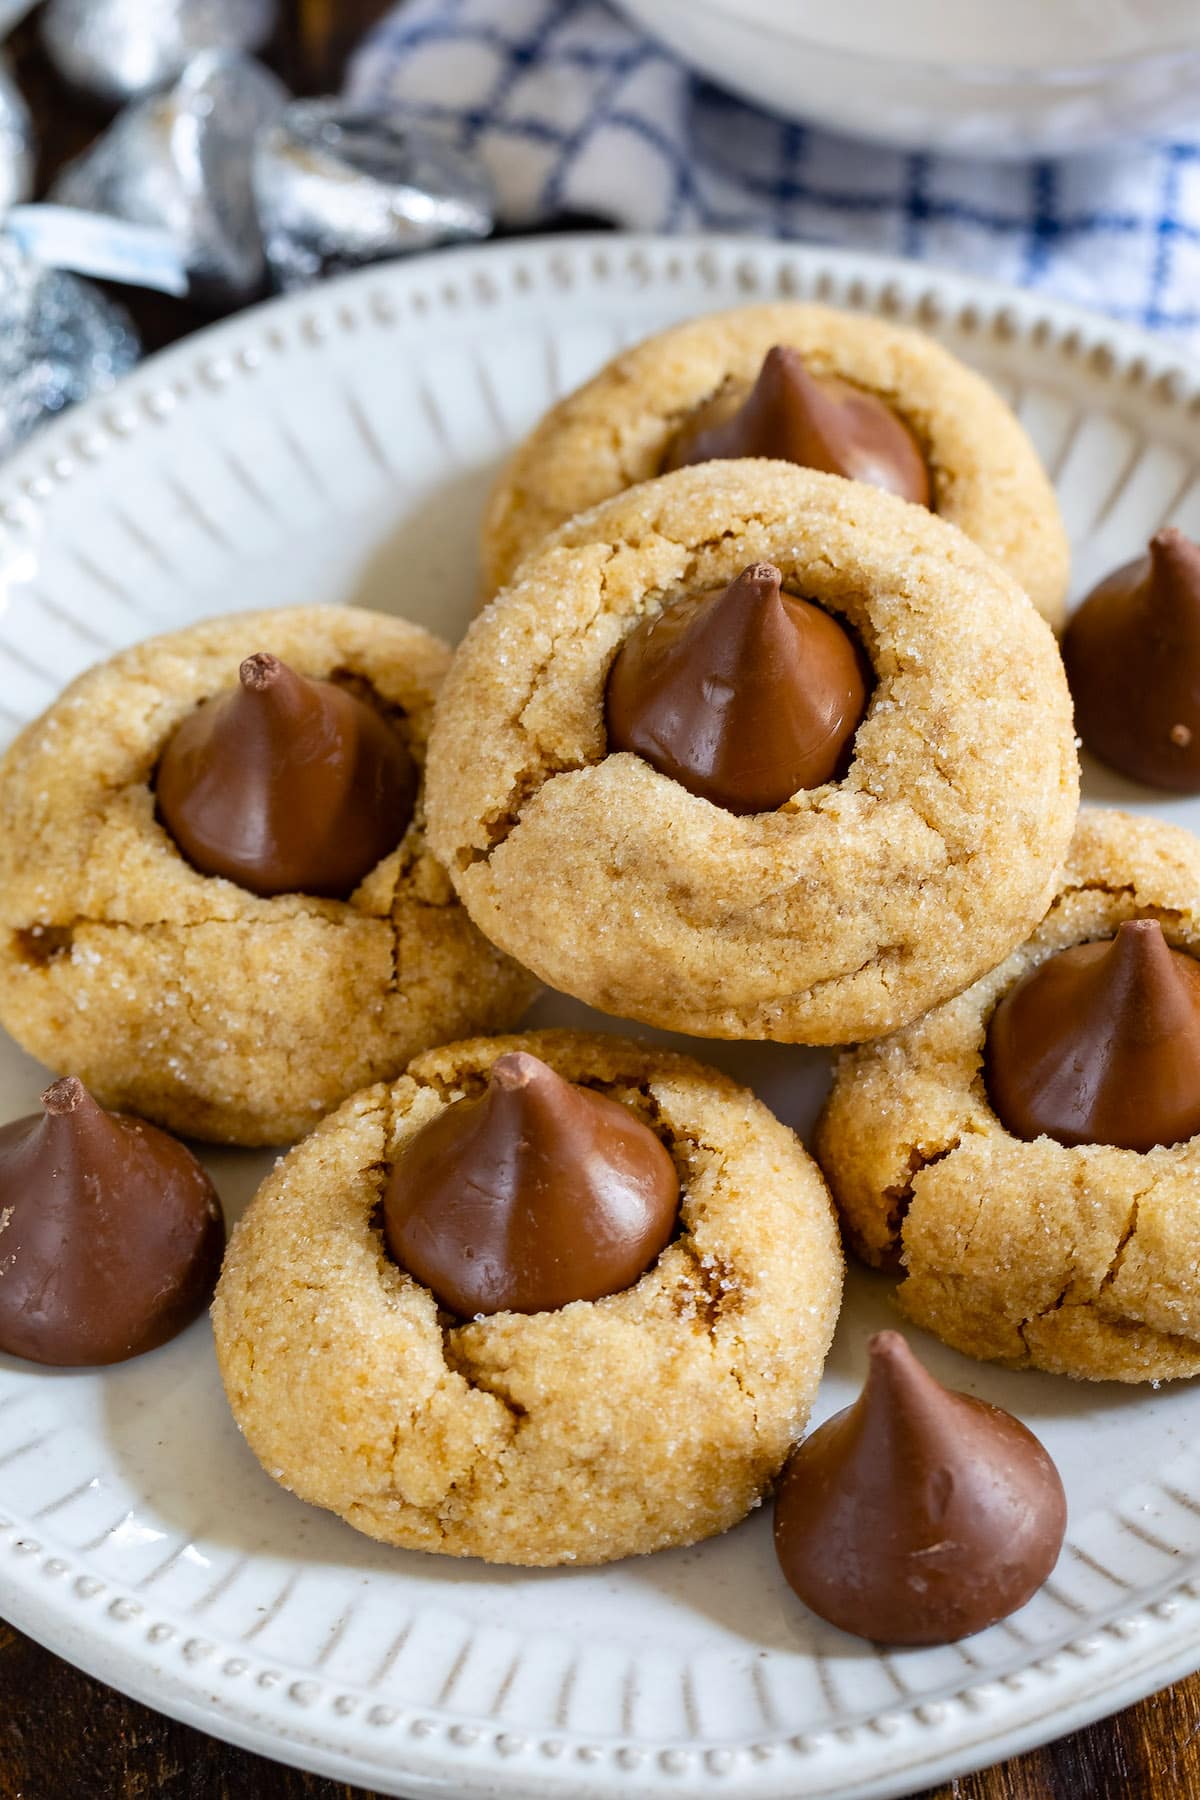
[349,0,1200,346]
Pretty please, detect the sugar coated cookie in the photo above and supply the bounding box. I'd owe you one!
[816,809,1200,1383]
[482,303,1068,626]
[212,1030,844,1565]
[0,607,537,1145]
[428,463,1078,1045]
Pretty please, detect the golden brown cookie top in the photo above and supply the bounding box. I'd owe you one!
[212,1030,843,1566]
[815,808,1200,1384]
[0,606,537,1144]
[429,461,1079,1046]
[481,302,1069,625]
[0,604,448,930]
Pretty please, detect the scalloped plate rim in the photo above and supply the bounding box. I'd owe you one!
[1,233,1200,1800]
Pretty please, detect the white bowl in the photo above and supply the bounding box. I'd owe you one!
[616,0,1200,157]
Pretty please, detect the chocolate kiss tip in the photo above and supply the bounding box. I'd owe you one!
[239,652,283,691]
[1109,916,1175,981]
[1151,527,1200,579]
[740,561,782,592]
[41,1075,89,1115]
[866,1328,931,1394]
[1153,525,1195,555]
[762,343,807,379]
[489,1050,544,1091]
[753,346,820,414]
[766,347,802,379]
[1116,916,1165,943]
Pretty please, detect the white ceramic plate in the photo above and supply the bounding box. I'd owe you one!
[2,236,1200,1800]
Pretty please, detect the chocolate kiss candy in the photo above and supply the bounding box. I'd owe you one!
[605,561,869,814]
[985,917,1200,1152]
[773,1331,1066,1646]
[157,653,417,898]
[383,1051,679,1317]
[663,343,931,506]
[1064,528,1200,792]
[0,1078,225,1367]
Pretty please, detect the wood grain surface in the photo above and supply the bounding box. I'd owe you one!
[1,3,1198,1796]
[3,1611,1200,1800]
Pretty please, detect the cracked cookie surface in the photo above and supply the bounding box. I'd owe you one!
[211,1029,844,1566]
[427,462,1079,1046]
[815,809,1200,1383]
[0,607,537,1146]
[481,302,1069,626]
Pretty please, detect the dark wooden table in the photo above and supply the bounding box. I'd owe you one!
[3,4,1199,1796]
[4,1607,1200,1799]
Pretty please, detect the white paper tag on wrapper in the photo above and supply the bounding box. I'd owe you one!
[5,204,190,297]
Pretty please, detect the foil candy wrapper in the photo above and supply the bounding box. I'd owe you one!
[40,0,278,106]
[0,51,33,213]
[0,238,140,459]
[253,101,494,291]
[0,0,38,38]
[6,204,189,297]
[51,51,289,307]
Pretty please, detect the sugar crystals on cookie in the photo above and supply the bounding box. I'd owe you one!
[481,302,1068,624]
[0,606,537,1145]
[212,1031,844,1566]
[429,462,1078,1045]
[815,809,1200,1382]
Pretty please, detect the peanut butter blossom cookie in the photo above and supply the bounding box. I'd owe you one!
[0,607,536,1146]
[426,463,1079,1046]
[816,808,1200,1383]
[481,302,1069,626]
[212,1030,844,1566]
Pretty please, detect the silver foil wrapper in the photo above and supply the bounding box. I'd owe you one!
[0,238,140,458]
[40,0,278,107]
[0,52,33,213]
[253,101,494,291]
[0,0,38,38]
[51,51,288,307]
